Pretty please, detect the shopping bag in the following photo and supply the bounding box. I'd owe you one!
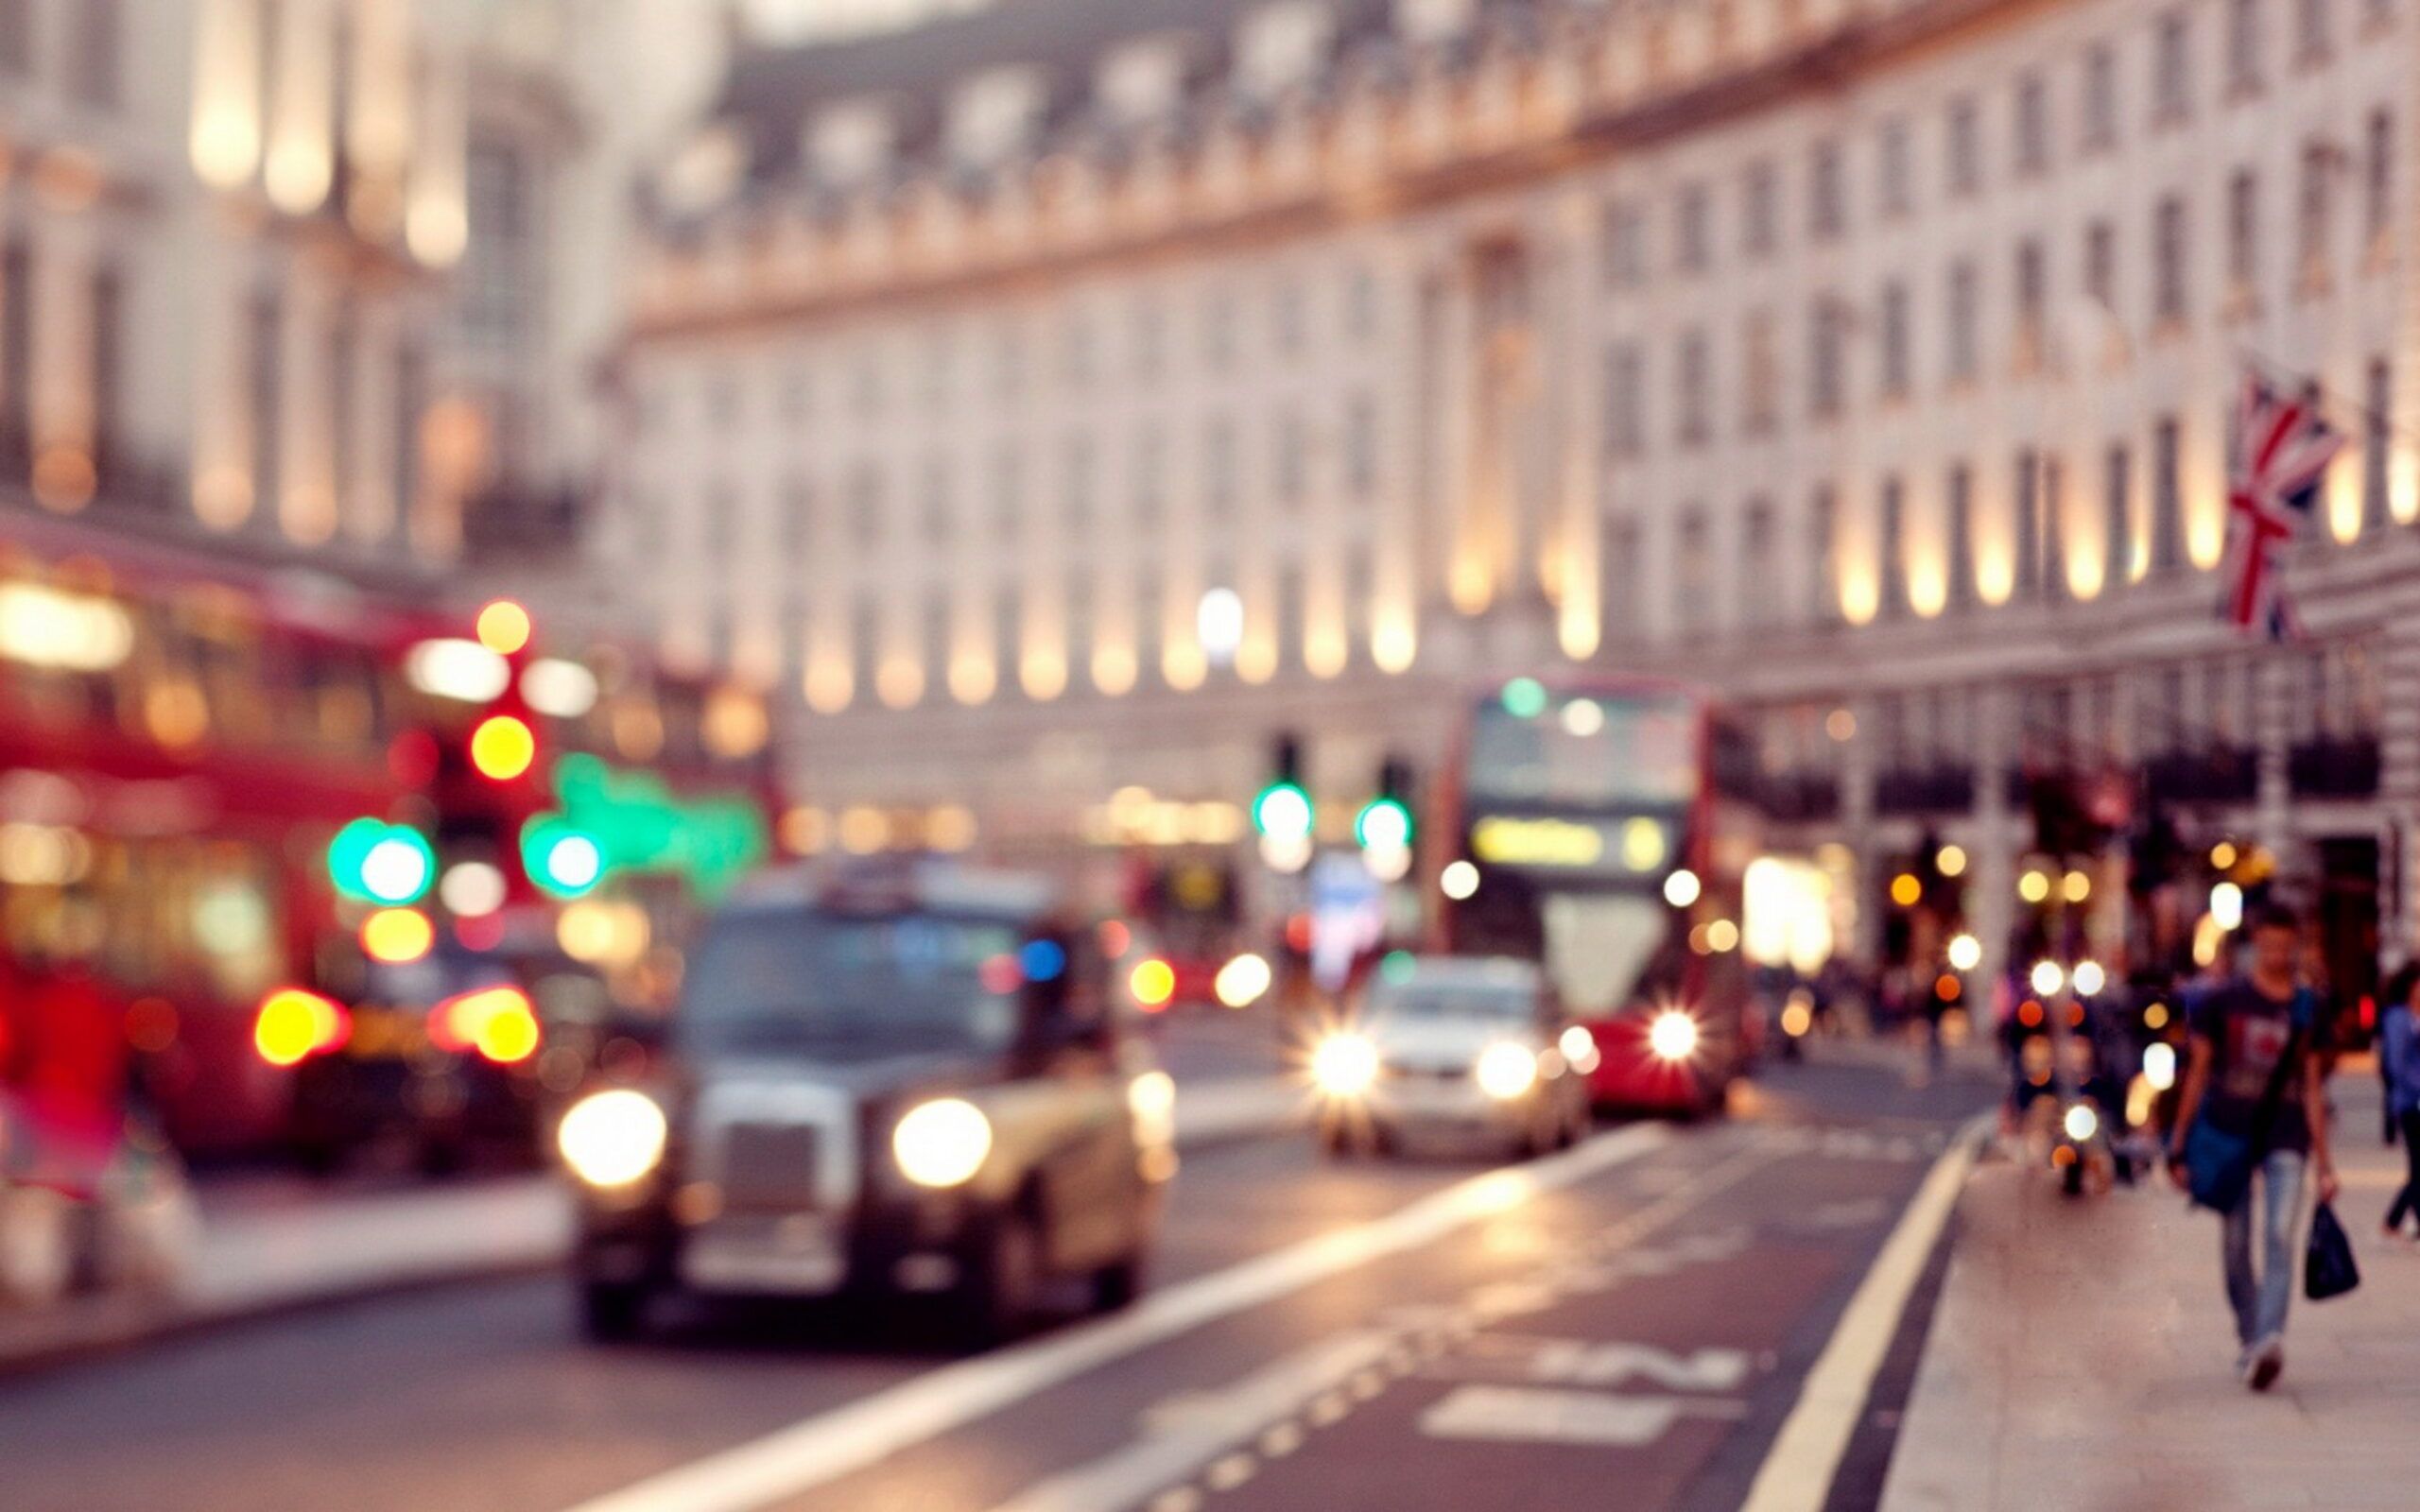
[2305,1201,2361,1301]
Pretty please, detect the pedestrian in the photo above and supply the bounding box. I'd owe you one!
[2383,965,2420,1244]
[2165,902,2338,1393]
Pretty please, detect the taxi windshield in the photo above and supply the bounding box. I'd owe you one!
[680,910,1025,1057]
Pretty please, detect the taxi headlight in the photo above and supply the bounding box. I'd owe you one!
[1128,1070,1178,1148]
[558,1090,667,1188]
[893,1098,994,1189]
[1311,1034,1380,1097]
[1648,1010,1701,1062]
[1475,1042,1540,1101]
[2063,1104,2100,1143]
[1558,1024,1601,1074]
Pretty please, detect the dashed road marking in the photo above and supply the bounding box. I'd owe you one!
[1420,1385,1750,1448]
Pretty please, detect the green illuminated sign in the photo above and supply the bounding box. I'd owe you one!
[522,754,769,901]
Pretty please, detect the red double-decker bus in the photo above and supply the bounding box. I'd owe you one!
[2,516,784,1164]
[1436,675,1775,1117]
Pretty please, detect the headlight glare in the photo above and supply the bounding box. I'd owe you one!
[1475,1042,1540,1101]
[558,1090,668,1188]
[893,1097,994,1189]
[1311,1034,1380,1097]
[2063,1104,2100,1143]
[1648,1010,1701,1062]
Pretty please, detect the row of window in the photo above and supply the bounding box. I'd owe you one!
[0,0,121,112]
[667,399,1388,570]
[1605,0,2392,286]
[1605,135,2394,453]
[1616,370,2393,640]
[663,266,1388,435]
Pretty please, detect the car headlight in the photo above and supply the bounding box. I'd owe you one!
[1475,1042,1540,1101]
[1558,1024,1601,1074]
[558,1090,668,1188]
[1311,1034,1380,1097]
[1648,1010,1701,1062]
[893,1098,994,1189]
[1128,1070,1177,1148]
[2063,1104,2100,1143]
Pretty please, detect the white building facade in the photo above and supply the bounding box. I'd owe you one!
[612,0,2420,972]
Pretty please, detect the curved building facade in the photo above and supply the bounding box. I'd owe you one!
[612,0,2420,969]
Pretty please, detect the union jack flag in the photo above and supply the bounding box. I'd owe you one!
[2220,375,2342,641]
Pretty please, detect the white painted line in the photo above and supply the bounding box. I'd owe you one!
[557,1124,1668,1512]
[1737,1116,1989,1512]
[1419,1385,1748,1448]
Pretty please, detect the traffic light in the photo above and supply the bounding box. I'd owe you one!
[470,714,538,782]
[328,818,437,906]
[1356,756,1416,883]
[521,816,606,899]
[1253,732,1314,873]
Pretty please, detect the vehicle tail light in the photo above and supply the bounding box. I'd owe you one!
[432,986,541,1065]
[255,988,349,1066]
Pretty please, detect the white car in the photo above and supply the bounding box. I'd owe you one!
[1310,956,1595,1159]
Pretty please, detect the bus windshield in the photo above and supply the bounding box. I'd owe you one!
[1466,693,1700,810]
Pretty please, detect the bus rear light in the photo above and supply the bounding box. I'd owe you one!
[432,987,541,1065]
[255,988,348,1066]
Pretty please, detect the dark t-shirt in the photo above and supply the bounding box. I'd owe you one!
[2187,981,2330,1154]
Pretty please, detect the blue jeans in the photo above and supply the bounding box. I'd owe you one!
[2220,1148,2306,1348]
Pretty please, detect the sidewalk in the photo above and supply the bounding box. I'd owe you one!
[1879,1074,2420,1512]
[0,1071,1306,1375]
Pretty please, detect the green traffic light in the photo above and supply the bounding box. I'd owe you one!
[1501,678,1549,719]
[1355,796,1414,850]
[1252,781,1314,841]
[327,818,435,905]
[522,816,606,898]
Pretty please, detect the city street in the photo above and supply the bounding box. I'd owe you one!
[0,1054,1992,1512]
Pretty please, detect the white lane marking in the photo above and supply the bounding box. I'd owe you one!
[1134,1332,1394,1440]
[557,1125,1668,1512]
[1528,1341,1754,1392]
[1420,1385,1748,1447]
[1737,1115,1990,1512]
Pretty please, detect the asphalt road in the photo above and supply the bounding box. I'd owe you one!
[0,1048,1994,1512]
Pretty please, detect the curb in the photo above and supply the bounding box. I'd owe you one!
[0,1091,1309,1381]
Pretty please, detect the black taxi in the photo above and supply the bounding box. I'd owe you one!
[558,863,1175,1343]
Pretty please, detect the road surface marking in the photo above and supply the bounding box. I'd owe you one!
[1420,1385,1749,1447]
[1528,1341,1754,1392]
[557,1124,1668,1512]
[1737,1114,1990,1512]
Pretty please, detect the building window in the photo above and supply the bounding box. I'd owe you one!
[993,328,1027,401]
[2152,416,2185,571]
[1675,508,1713,634]
[71,0,120,107]
[1064,435,1098,529]
[1272,412,1305,507]
[2153,194,2188,320]
[1604,199,1647,287]
[1133,426,1168,528]
[1810,300,1846,421]
[1270,279,1305,358]
[2366,109,2394,245]
[1947,464,1976,610]
[1344,265,1380,343]
[1202,287,1236,371]
[2154,11,2192,125]
[2105,443,2133,583]
[1742,498,1776,627]
[2014,73,2049,175]
[251,288,284,526]
[1676,181,1713,273]
[1878,282,1911,400]
[1204,418,1237,511]
[1947,261,1979,382]
[2364,357,2391,527]
[1878,118,1912,218]
[1947,96,1981,197]
[2299,141,2333,277]
[2225,169,2259,296]
[1743,160,1779,259]
[1878,477,1907,615]
[1810,485,1839,622]
[2296,0,2333,59]
[0,0,29,78]
[1608,518,1643,641]
[2085,219,2118,307]
[1606,342,1646,457]
[1742,311,1780,437]
[92,263,124,477]
[2042,455,2069,603]
[848,466,883,552]
[1677,329,1711,447]
[394,341,423,531]
[1343,395,1377,499]
[2016,238,2048,355]
[2014,450,2042,597]
[2083,42,2118,151]
[2227,0,2263,92]
[1061,313,1095,387]
[1132,300,1166,383]
[1810,140,1845,241]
